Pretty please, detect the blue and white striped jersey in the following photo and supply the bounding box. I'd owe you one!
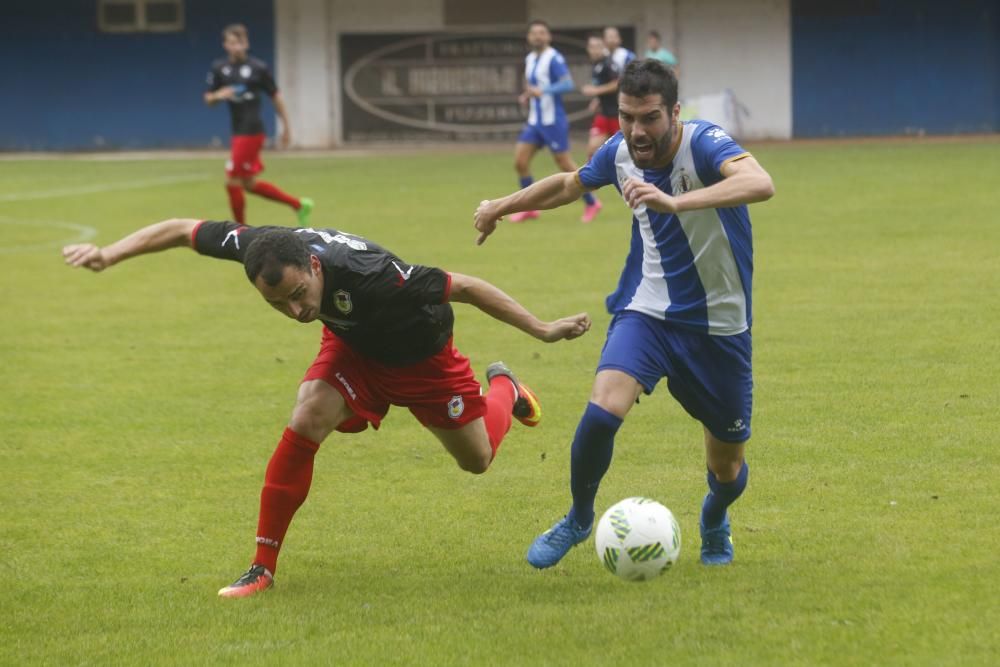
[525,47,571,126]
[578,122,754,336]
[611,46,636,73]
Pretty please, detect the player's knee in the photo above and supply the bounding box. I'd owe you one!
[241,178,255,191]
[457,450,492,475]
[289,400,336,444]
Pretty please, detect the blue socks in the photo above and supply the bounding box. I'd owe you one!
[701,462,748,528]
[582,191,596,206]
[569,402,623,529]
[518,176,533,189]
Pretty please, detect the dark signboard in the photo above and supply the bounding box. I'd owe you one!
[341,29,634,142]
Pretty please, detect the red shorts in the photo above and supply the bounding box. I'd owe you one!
[226,134,265,178]
[302,328,487,433]
[590,114,620,137]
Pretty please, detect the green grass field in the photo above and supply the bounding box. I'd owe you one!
[2,139,998,665]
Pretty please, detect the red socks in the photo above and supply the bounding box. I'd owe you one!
[225,185,245,224]
[253,427,320,574]
[483,377,516,460]
[250,180,301,210]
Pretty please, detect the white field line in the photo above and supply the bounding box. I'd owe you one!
[0,174,205,203]
[0,217,98,254]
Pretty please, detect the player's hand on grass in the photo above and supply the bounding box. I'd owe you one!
[622,177,680,213]
[62,243,110,272]
[538,313,592,342]
[474,199,503,246]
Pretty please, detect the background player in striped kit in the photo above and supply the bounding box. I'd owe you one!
[511,20,602,224]
[474,59,775,569]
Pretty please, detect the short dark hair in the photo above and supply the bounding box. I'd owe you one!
[619,59,678,108]
[243,229,311,286]
[649,30,661,40]
[222,23,248,41]
[587,31,603,42]
[527,19,550,31]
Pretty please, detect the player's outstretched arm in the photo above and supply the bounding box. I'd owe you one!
[448,272,591,342]
[62,218,200,272]
[473,172,587,245]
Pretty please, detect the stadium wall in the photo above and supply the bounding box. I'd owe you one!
[0,0,274,150]
[276,0,794,145]
[792,0,998,136]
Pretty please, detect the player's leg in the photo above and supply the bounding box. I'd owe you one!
[405,351,539,470]
[526,369,641,568]
[701,429,748,562]
[218,379,354,598]
[552,148,600,222]
[662,327,753,565]
[426,419,493,474]
[587,124,609,161]
[240,134,314,225]
[509,132,541,222]
[224,172,247,225]
[527,312,663,569]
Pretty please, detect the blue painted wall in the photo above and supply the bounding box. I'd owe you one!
[0,0,274,150]
[792,0,999,136]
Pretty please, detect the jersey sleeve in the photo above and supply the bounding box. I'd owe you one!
[691,122,751,185]
[550,52,571,83]
[577,136,619,189]
[259,63,278,97]
[205,65,222,92]
[192,221,265,263]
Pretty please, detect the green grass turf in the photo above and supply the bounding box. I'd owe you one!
[1,139,998,665]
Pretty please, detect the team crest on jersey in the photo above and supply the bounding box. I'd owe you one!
[240,64,252,79]
[707,127,730,143]
[674,168,693,194]
[334,290,353,314]
[447,395,465,419]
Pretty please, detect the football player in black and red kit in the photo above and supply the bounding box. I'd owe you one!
[204,24,313,226]
[581,33,622,161]
[63,219,591,598]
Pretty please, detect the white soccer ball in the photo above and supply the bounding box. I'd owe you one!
[595,497,681,581]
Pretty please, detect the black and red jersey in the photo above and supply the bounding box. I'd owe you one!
[591,56,621,118]
[205,57,277,136]
[193,222,454,366]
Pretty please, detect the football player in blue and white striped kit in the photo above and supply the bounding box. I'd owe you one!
[474,59,775,568]
[512,20,602,224]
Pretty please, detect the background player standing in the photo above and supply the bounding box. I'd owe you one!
[205,23,313,226]
[581,33,621,161]
[603,26,636,73]
[474,60,774,569]
[511,20,602,224]
[63,218,590,597]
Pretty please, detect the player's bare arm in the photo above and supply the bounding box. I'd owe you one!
[582,80,619,98]
[622,156,775,214]
[474,172,587,245]
[62,218,199,271]
[204,87,236,106]
[272,92,292,148]
[448,272,591,342]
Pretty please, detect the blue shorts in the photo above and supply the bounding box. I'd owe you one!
[598,310,753,443]
[517,122,570,153]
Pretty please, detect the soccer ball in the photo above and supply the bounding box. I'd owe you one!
[595,497,681,581]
